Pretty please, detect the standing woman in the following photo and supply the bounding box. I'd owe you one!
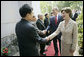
[45,7,78,56]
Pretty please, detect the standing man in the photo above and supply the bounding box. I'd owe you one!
[44,13,51,45]
[44,13,50,28]
[47,7,63,56]
[72,10,78,21]
[36,14,46,56]
[51,12,54,16]
[15,4,47,56]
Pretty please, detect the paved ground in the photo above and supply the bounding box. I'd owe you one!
[13,46,82,56]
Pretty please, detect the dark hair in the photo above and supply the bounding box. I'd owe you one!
[38,14,43,18]
[45,13,48,17]
[19,4,33,17]
[38,14,40,18]
[33,16,35,18]
[61,7,72,18]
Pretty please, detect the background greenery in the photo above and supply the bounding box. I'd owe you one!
[40,1,83,14]
[76,8,83,48]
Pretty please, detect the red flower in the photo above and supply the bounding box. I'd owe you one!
[3,48,8,54]
[5,48,8,51]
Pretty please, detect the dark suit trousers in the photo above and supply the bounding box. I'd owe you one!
[40,43,46,54]
[53,36,61,54]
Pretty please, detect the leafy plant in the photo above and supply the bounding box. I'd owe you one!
[76,8,83,55]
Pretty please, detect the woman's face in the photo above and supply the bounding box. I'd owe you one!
[61,11,69,20]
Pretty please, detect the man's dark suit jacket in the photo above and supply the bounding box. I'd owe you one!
[36,19,46,37]
[15,19,47,56]
[72,12,78,21]
[36,19,45,30]
[44,17,49,28]
[47,14,63,39]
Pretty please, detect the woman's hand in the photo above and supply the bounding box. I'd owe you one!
[45,37,50,41]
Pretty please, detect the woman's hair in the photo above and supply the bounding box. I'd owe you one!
[61,7,72,18]
[19,4,33,17]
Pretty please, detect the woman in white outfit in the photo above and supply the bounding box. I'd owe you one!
[45,7,78,56]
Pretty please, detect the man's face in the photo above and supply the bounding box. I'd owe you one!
[52,9,58,16]
[26,12,34,21]
[32,16,37,22]
[46,14,49,18]
[40,15,43,20]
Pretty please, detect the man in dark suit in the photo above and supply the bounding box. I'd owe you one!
[44,13,50,28]
[47,7,63,56]
[44,13,51,45]
[36,14,46,56]
[31,16,47,55]
[15,4,47,56]
[72,10,78,21]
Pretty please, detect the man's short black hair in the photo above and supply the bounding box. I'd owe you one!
[19,4,33,17]
[45,13,48,17]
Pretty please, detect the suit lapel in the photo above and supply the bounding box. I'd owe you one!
[39,19,45,28]
[53,16,56,25]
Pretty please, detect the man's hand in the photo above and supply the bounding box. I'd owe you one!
[42,30,47,35]
[48,31,50,34]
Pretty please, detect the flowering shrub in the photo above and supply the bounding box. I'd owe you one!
[1,47,10,56]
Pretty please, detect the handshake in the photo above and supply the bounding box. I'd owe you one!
[37,29,51,41]
[41,30,50,35]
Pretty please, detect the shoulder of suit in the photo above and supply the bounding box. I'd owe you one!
[50,16,55,19]
[26,22,35,29]
[58,13,62,16]
[36,19,40,22]
[49,16,55,21]
[37,19,40,21]
[44,18,47,21]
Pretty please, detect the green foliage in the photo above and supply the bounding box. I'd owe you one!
[77,9,83,21]
[70,1,83,10]
[78,33,83,47]
[56,1,71,11]
[76,8,83,48]
[40,1,52,15]
[40,1,83,14]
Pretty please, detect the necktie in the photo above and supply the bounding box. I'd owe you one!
[55,16,57,24]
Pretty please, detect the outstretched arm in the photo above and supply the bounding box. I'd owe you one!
[30,26,47,44]
[45,22,62,41]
